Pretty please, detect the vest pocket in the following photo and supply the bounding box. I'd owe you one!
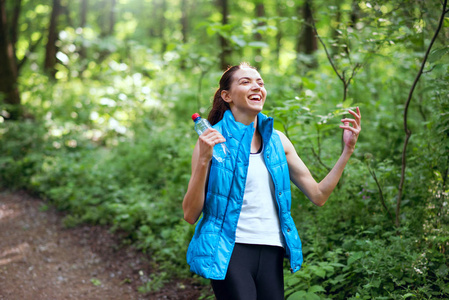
[190,232,220,258]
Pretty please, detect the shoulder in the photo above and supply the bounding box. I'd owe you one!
[274,130,295,155]
[274,129,286,139]
[274,130,289,145]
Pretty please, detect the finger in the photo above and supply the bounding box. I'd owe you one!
[340,125,360,135]
[341,118,360,129]
[212,137,226,145]
[208,133,226,143]
[356,106,361,119]
[348,109,361,124]
[202,128,217,136]
[341,118,356,124]
[200,131,217,141]
[203,128,225,139]
[200,132,226,145]
[199,136,215,147]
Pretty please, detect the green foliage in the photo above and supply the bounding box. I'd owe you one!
[1,0,448,296]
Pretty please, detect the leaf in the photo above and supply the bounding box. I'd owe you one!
[305,293,321,300]
[312,267,326,278]
[329,262,346,268]
[288,291,321,300]
[437,264,449,277]
[403,293,416,298]
[348,251,364,265]
[342,98,353,109]
[90,278,102,286]
[308,285,326,293]
[287,277,301,287]
[288,291,307,300]
[248,41,269,48]
[428,47,449,63]
[230,35,246,47]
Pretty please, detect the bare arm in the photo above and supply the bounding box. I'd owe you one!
[182,129,226,224]
[280,107,361,206]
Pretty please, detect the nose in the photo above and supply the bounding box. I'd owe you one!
[250,81,261,90]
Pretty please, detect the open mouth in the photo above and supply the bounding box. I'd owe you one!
[248,94,261,101]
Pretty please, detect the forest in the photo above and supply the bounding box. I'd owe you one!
[1,0,448,298]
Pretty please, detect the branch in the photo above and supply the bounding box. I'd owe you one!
[347,63,362,86]
[311,21,343,82]
[310,146,331,172]
[422,65,436,74]
[396,0,447,228]
[367,163,394,223]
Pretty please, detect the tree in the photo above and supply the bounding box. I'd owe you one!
[180,0,188,45]
[253,0,265,69]
[156,0,167,53]
[78,0,88,60]
[397,0,448,228]
[179,0,189,69]
[297,0,317,55]
[0,0,21,120]
[274,0,285,65]
[218,0,230,70]
[44,0,62,78]
[295,0,318,69]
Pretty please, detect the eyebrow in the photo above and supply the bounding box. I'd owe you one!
[238,76,263,81]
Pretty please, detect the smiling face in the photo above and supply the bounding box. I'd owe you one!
[221,67,267,124]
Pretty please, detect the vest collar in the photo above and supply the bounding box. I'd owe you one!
[221,110,274,142]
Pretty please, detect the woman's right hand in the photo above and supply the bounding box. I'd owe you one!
[197,128,226,163]
[183,128,226,224]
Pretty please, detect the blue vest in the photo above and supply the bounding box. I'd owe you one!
[186,110,303,280]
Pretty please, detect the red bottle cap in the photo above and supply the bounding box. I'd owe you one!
[191,113,201,121]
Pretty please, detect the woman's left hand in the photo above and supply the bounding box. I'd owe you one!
[340,107,361,151]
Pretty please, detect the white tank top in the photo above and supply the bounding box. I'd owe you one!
[235,148,284,247]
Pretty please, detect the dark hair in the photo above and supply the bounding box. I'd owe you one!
[207,62,256,125]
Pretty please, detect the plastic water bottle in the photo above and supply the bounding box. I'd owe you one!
[192,113,229,163]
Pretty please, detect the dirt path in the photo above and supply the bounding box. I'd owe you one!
[0,191,208,300]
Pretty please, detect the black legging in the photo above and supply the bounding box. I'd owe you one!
[211,243,285,300]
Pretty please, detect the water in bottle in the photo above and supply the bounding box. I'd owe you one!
[191,113,229,163]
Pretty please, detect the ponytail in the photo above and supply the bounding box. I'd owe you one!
[208,89,231,125]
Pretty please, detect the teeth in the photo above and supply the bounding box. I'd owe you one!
[250,95,260,100]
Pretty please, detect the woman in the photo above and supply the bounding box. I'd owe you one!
[182,63,361,300]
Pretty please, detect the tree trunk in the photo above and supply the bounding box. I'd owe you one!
[274,0,284,65]
[179,0,188,69]
[254,1,265,69]
[108,0,116,35]
[296,0,317,69]
[99,0,116,37]
[79,0,88,60]
[301,0,317,55]
[218,0,230,70]
[181,0,188,44]
[350,0,359,27]
[80,0,88,27]
[159,0,167,53]
[0,0,21,119]
[44,0,62,79]
[10,0,21,58]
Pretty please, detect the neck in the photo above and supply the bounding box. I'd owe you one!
[230,108,258,127]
